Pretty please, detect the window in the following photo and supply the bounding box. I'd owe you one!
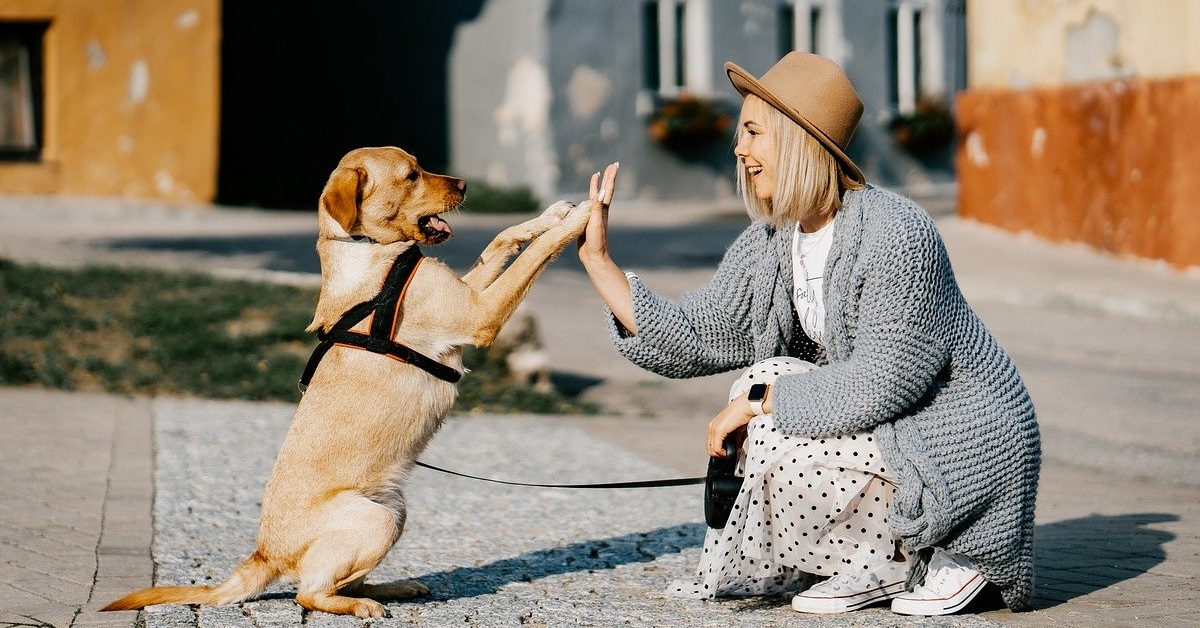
[0,21,46,161]
[888,0,944,115]
[779,1,843,64]
[641,0,711,96]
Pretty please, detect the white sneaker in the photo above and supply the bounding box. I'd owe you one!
[891,549,987,616]
[791,561,908,614]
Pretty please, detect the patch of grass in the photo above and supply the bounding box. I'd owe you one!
[462,182,541,214]
[0,258,596,413]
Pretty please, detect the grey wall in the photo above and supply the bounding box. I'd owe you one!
[449,0,966,205]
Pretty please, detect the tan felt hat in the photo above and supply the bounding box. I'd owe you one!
[725,52,865,185]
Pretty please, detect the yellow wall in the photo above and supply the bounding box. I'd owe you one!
[0,0,219,201]
[968,0,1200,89]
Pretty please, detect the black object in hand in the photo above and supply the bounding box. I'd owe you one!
[704,436,743,529]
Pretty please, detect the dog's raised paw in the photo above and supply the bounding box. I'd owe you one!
[541,200,576,221]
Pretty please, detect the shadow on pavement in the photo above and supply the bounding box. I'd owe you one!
[1029,513,1175,609]
[411,523,706,601]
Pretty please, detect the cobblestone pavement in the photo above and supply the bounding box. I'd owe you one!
[139,398,1002,628]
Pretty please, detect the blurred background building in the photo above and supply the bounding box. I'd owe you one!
[0,0,1194,268]
[449,0,966,203]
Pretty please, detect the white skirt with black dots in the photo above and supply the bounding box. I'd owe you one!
[669,357,908,599]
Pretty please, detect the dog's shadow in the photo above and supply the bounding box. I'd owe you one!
[408,522,706,601]
[1020,513,1176,611]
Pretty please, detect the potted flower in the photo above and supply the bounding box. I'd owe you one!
[647,94,733,157]
[888,98,956,159]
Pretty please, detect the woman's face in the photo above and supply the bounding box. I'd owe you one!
[734,97,777,203]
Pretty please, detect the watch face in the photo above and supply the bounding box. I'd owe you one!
[749,383,768,401]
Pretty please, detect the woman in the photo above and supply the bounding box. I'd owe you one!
[578,52,1040,616]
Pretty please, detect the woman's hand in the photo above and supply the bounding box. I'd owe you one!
[578,162,619,266]
[576,163,637,333]
[707,394,756,457]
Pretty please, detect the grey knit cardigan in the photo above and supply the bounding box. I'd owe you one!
[607,185,1040,610]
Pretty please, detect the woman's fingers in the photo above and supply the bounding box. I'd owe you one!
[707,399,753,457]
[588,163,619,206]
[601,163,619,204]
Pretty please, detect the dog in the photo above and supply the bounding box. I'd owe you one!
[102,146,600,618]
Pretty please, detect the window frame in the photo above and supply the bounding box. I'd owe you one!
[0,20,47,162]
[641,0,712,98]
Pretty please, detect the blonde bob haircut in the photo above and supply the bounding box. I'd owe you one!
[735,94,864,229]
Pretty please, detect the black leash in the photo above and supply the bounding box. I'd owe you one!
[414,460,706,489]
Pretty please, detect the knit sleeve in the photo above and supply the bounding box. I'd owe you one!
[603,226,763,379]
[770,214,953,436]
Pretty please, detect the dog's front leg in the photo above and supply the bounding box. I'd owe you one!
[465,202,593,346]
[461,201,576,292]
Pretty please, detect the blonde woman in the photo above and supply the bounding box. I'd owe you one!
[578,53,1040,616]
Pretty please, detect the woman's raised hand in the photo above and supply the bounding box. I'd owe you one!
[576,162,636,333]
[578,162,619,265]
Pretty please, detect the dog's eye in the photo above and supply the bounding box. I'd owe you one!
[405,169,420,181]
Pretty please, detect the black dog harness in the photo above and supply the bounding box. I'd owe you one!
[299,245,462,391]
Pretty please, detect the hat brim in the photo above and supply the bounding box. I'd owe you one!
[725,61,865,185]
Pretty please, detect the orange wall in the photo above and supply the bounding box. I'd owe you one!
[0,0,219,201]
[956,76,1200,269]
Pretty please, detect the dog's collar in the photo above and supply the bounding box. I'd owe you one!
[299,246,463,390]
[334,234,377,244]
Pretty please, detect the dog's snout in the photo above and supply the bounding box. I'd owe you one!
[453,178,467,193]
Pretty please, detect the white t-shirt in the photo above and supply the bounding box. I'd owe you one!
[791,218,837,345]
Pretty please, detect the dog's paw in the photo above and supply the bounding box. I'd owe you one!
[359,580,430,601]
[560,199,594,234]
[540,200,576,221]
[351,598,388,619]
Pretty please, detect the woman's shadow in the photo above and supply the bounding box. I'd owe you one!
[404,513,1175,610]
[963,512,1177,612]
[1024,513,1176,609]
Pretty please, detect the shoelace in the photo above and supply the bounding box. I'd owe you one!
[823,574,861,591]
[914,558,964,594]
[816,568,896,592]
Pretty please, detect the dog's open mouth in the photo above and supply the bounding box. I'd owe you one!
[418,214,454,244]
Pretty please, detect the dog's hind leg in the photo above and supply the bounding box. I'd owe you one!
[341,577,430,602]
[294,495,403,618]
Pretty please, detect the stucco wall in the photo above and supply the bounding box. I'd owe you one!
[957,76,1200,269]
[0,0,219,201]
[958,0,1200,268]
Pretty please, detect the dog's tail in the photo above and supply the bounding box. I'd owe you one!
[101,551,278,611]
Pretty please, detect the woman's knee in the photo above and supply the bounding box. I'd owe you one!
[728,356,816,401]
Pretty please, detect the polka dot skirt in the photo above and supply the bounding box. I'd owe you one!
[670,357,912,599]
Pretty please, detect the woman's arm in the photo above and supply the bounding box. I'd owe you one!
[577,164,637,333]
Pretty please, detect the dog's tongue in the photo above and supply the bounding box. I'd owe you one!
[424,214,454,239]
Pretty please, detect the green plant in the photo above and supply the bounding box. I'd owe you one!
[888,98,956,159]
[647,93,733,157]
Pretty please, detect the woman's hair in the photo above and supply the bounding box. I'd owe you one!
[735,95,864,229]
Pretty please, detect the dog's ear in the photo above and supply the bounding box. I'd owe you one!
[319,167,362,234]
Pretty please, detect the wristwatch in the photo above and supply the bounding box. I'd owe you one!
[747,383,769,416]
